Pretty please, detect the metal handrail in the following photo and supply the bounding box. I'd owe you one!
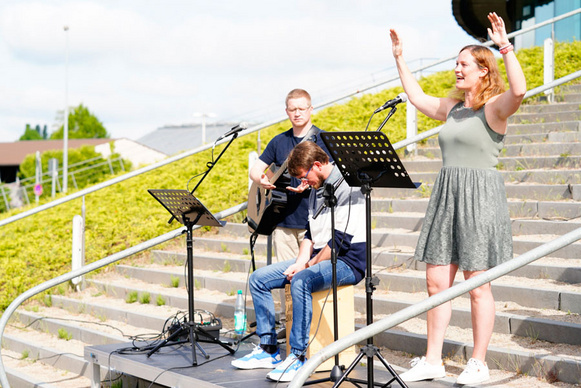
[288,53,581,388]
[0,202,247,388]
[0,10,579,387]
[2,8,578,229]
[290,226,581,387]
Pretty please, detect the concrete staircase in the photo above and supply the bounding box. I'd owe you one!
[3,84,581,387]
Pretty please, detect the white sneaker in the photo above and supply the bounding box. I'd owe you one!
[266,353,306,382]
[456,358,489,385]
[399,356,446,382]
[231,345,282,369]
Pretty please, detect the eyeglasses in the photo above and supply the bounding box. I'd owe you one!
[301,164,314,180]
[286,106,311,114]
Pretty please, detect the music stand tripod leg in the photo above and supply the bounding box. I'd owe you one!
[303,182,345,385]
[332,184,408,388]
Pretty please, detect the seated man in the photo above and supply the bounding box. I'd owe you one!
[231,141,367,382]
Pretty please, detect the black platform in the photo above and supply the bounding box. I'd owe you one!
[85,340,456,387]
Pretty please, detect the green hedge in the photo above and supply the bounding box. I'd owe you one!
[0,41,580,311]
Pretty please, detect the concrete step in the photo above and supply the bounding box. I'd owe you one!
[371,198,581,220]
[373,212,581,237]
[517,101,581,114]
[508,120,580,134]
[416,142,581,159]
[9,287,581,385]
[375,182,580,201]
[563,93,581,103]
[113,253,581,315]
[408,168,581,185]
[152,244,581,285]
[505,129,581,144]
[18,268,581,350]
[508,110,581,124]
[370,227,581,260]
[421,123,580,145]
[2,333,93,380]
[399,155,581,173]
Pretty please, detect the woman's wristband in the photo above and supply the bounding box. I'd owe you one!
[499,44,514,55]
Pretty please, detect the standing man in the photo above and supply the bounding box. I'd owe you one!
[249,89,331,262]
[233,141,367,382]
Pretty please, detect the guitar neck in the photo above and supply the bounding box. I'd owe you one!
[269,160,289,185]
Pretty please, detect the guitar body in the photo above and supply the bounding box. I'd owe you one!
[247,163,289,235]
[246,126,320,236]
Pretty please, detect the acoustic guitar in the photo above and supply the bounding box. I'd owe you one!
[246,161,291,235]
[246,126,319,235]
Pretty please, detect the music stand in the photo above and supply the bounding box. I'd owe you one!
[146,189,235,365]
[320,131,419,388]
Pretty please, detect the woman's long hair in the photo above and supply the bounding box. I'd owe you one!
[449,45,506,110]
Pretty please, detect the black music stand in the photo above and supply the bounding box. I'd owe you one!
[320,131,419,388]
[146,189,235,365]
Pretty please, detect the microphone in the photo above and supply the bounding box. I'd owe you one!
[218,122,249,140]
[374,93,408,113]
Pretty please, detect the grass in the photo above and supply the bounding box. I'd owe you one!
[0,41,580,312]
[57,328,73,341]
[125,291,138,304]
[139,292,150,304]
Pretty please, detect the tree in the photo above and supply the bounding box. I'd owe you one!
[50,104,110,139]
[19,124,44,140]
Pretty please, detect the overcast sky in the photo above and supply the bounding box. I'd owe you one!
[0,0,477,143]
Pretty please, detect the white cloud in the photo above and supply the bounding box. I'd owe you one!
[0,0,474,143]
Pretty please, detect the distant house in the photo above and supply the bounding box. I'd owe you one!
[0,138,166,183]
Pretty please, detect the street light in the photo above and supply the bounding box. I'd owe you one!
[192,112,216,145]
[63,25,69,193]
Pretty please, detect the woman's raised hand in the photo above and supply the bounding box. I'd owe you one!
[487,12,510,47]
[389,28,403,58]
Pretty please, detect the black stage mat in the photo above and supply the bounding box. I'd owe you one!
[85,340,451,387]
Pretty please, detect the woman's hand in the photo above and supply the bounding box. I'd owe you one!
[487,12,510,48]
[389,28,403,58]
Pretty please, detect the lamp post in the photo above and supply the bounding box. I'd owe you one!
[63,25,69,193]
[193,112,216,145]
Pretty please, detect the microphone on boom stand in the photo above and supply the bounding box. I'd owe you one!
[364,93,408,132]
[374,93,408,113]
[217,122,249,141]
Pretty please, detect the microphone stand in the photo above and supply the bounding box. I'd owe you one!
[376,106,398,132]
[168,132,239,224]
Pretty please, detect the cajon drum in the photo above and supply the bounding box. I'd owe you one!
[285,284,357,371]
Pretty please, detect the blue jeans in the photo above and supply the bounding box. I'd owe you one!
[249,259,357,356]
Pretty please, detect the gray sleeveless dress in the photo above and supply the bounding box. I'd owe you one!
[413,102,513,271]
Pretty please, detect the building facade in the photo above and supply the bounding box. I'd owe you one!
[452,0,580,49]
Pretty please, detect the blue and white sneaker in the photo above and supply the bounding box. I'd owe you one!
[266,353,306,382]
[231,345,282,369]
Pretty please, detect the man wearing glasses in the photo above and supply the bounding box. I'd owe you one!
[233,141,366,382]
[249,89,332,262]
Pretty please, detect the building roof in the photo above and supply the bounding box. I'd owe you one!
[0,139,113,166]
[452,0,512,41]
[137,122,242,156]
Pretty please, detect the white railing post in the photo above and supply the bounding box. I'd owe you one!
[1,185,9,211]
[406,101,417,154]
[544,37,555,103]
[71,214,85,291]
